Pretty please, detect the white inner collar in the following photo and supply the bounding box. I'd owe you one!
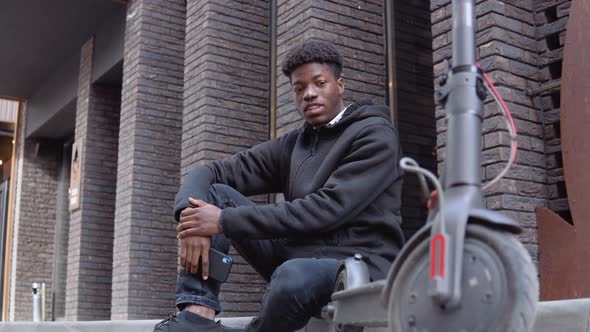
[326,105,348,127]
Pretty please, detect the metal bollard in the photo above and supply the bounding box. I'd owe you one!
[41,283,46,321]
[32,283,40,321]
[32,283,45,322]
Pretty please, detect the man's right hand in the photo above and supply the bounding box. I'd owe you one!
[180,236,211,280]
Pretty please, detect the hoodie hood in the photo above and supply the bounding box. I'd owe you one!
[339,99,392,125]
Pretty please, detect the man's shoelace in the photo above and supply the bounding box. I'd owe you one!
[154,312,177,330]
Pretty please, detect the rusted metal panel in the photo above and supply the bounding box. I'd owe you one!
[562,0,590,233]
[537,208,580,300]
[537,0,590,301]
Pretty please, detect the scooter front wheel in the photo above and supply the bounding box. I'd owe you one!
[387,224,538,332]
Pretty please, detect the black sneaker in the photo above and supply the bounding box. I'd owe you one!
[153,312,219,332]
[212,321,246,332]
[153,312,245,332]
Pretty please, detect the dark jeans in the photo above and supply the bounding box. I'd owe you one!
[175,184,342,332]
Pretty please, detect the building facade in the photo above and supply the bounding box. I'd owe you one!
[0,0,577,321]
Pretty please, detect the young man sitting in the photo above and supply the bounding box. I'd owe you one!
[154,40,404,332]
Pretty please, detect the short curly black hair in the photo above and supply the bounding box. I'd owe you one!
[281,40,343,80]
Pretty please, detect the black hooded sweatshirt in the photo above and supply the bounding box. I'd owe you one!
[175,100,404,280]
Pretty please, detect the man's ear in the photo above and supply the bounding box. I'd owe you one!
[337,78,345,96]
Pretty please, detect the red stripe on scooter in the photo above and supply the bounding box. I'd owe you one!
[430,233,446,279]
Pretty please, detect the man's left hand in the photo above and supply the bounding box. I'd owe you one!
[177,197,222,238]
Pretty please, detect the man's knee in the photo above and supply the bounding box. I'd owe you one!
[208,184,238,207]
[208,183,234,197]
[207,183,252,208]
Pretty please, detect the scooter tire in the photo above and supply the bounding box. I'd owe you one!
[387,224,538,332]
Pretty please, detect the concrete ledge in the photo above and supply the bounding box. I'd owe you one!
[0,317,251,332]
[532,298,590,332]
[0,317,322,332]
[0,299,588,332]
[0,320,160,332]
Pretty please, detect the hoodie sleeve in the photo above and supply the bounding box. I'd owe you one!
[174,135,287,221]
[220,123,400,239]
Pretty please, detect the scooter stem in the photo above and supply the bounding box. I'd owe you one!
[428,0,485,307]
[453,0,476,66]
[443,0,483,189]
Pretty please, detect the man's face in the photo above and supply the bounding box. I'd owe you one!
[291,63,344,127]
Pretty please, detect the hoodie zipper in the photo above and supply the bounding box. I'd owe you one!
[288,130,320,199]
[311,130,319,155]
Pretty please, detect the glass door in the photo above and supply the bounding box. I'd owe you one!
[0,180,10,315]
[50,140,72,320]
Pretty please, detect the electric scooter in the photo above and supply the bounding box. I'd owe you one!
[323,0,539,330]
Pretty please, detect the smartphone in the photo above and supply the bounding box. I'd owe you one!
[198,248,233,282]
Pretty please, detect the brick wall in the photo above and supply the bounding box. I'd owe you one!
[111,0,185,319]
[431,0,545,264]
[274,0,437,240]
[182,0,270,317]
[276,0,386,137]
[12,138,60,320]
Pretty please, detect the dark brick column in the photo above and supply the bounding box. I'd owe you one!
[111,0,185,319]
[65,37,120,320]
[431,0,545,264]
[276,0,386,136]
[11,135,60,320]
[182,0,269,317]
[394,0,437,238]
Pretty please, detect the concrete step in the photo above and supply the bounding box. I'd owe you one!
[0,299,588,332]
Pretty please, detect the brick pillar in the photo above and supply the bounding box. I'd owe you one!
[65,37,120,320]
[10,134,60,320]
[276,0,386,136]
[182,0,269,317]
[431,0,545,264]
[111,0,185,319]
